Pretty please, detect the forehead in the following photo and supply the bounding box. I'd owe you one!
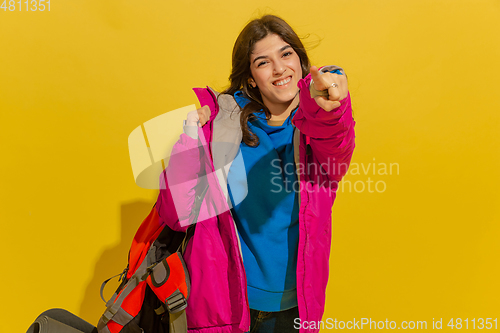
[250,34,290,60]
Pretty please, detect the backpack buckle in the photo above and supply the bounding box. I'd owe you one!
[166,290,188,313]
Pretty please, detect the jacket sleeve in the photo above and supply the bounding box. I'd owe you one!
[292,66,356,184]
[155,131,205,232]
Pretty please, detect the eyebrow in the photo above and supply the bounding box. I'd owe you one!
[252,45,292,64]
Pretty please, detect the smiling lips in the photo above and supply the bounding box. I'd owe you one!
[273,76,292,86]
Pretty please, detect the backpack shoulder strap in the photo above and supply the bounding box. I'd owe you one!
[179,181,210,254]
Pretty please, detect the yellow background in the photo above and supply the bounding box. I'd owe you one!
[1,0,499,331]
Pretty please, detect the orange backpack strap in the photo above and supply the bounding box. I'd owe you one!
[146,252,190,313]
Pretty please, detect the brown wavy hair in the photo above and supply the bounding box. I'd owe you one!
[222,15,311,147]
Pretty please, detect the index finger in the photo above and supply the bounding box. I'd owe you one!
[310,66,322,83]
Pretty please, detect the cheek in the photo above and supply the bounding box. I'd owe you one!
[251,70,270,88]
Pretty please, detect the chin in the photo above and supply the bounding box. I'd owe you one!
[278,89,299,102]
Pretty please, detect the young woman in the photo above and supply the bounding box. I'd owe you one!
[157,14,356,333]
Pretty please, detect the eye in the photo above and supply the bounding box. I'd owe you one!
[257,60,268,67]
[282,51,293,57]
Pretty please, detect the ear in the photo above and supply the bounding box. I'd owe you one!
[248,78,257,88]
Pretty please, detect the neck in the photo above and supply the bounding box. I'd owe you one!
[266,94,300,121]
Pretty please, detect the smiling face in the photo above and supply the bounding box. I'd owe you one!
[249,34,303,115]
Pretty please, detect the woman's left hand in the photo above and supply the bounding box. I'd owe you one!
[310,66,348,112]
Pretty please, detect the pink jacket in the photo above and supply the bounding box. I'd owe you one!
[155,67,355,333]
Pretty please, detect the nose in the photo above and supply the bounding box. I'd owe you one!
[273,60,285,76]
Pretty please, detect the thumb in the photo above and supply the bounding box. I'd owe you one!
[314,96,341,112]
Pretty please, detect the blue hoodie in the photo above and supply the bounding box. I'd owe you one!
[227,91,299,311]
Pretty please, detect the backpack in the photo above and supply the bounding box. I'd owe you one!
[97,182,208,333]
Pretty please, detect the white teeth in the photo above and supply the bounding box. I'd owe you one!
[274,77,291,86]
